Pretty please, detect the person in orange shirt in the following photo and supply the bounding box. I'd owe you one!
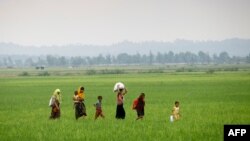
[133,93,145,120]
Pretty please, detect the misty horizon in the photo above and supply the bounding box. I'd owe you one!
[1,38,250,47]
[1,0,250,58]
[1,38,250,57]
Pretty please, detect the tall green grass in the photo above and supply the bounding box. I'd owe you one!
[0,72,250,140]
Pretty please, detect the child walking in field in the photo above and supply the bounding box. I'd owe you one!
[72,90,79,109]
[132,93,145,120]
[170,101,180,122]
[94,96,104,120]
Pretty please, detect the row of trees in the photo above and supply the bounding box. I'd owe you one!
[1,51,250,67]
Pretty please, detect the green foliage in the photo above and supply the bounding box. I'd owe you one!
[38,71,50,76]
[19,71,30,76]
[176,67,185,72]
[147,68,164,73]
[100,69,125,74]
[0,72,250,140]
[206,69,215,74]
[86,69,125,75]
[3,51,249,68]
[223,67,239,71]
[85,69,97,75]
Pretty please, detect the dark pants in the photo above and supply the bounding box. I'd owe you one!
[116,104,125,119]
[136,108,144,117]
[75,102,87,119]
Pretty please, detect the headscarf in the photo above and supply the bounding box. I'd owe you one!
[77,86,85,100]
[53,89,61,103]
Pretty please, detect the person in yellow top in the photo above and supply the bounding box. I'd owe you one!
[77,86,85,100]
[171,101,180,122]
[49,89,61,119]
[74,86,87,119]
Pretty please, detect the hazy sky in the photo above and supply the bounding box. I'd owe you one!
[0,0,249,46]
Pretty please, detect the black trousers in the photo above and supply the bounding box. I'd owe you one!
[75,102,87,119]
[116,104,125,119]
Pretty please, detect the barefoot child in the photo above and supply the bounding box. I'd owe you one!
[170,101,180,122]
[94,96,104,120]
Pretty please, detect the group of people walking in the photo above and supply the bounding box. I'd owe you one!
[48,86,96,120]
[49,83,180,122]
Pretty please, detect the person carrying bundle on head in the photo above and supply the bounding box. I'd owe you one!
[114,82,127,119]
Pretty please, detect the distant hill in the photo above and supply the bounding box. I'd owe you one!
[0,38,250,57]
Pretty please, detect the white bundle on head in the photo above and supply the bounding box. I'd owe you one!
[113,82,125,92]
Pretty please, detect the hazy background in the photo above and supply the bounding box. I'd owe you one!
[1,0,250,46]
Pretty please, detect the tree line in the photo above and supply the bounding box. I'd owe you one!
[1,51,250,67]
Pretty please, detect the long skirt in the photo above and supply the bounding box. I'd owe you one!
[136,108,144,117]
[116,104,125,119]
[50,104,60,119]
[75,102,87,119]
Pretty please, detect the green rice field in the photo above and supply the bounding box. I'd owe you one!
[0,68,250,141]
